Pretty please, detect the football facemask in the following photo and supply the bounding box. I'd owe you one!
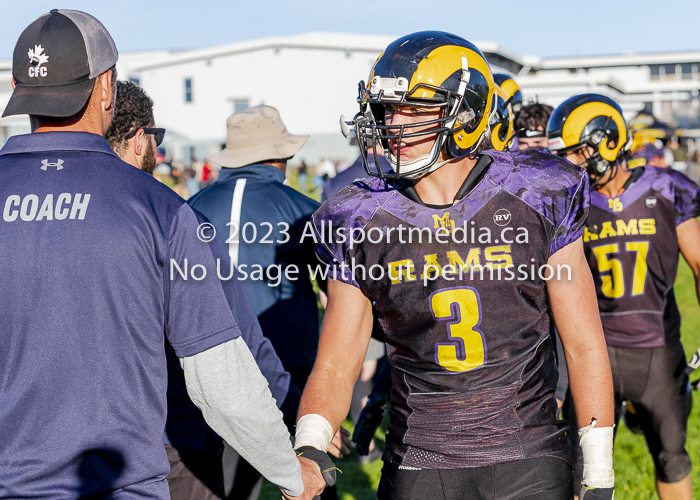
[340,31,495,180]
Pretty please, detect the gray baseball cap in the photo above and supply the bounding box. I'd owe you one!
[3,9,118,118]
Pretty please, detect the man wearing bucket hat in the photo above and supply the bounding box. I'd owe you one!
[106,81,312,500]
[189,105,348,500]
[0,10,324,500]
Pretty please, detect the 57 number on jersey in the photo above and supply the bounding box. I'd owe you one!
[592,242,649,299]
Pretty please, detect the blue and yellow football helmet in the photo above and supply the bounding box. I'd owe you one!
[488,84,514,151]
[493,74,523,113]
[547,93,629,181]
[344,31,496,179]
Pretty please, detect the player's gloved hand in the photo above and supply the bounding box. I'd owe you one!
[292,446,337,500]
[352,393,387,456]
[579,486,615,499]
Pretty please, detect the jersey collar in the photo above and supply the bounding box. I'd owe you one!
[390,154,493,208]
[217,164,286,184]
[0,131,119,157]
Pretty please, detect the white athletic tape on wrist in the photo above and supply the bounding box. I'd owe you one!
[579,417,615,488]
[294,414,334,452]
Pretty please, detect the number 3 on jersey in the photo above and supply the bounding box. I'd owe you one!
[430,287,486,373]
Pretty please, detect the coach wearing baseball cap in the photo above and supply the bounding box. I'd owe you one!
[0,10,323,500]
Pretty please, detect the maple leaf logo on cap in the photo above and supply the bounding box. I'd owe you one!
[28,45,49,67]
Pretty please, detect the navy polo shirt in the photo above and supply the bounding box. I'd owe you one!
[0,132,240,499]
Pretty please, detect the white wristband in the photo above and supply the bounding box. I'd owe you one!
[579,418,615,488]
[294,414,334,452]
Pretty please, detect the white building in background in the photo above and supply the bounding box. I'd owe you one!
[1,32,699,164]
[519,51,700,132]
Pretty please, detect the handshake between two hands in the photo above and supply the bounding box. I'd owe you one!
[282,428,353,500]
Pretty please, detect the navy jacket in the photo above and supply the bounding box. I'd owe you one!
[189,165,322,371]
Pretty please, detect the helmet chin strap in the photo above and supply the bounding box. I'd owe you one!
[588,159,618,190]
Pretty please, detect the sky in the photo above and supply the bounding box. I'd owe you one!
[1,0,699,60]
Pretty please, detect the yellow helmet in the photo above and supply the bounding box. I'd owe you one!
[347,31,495,179]
[493,74,523,113]
[547,93,629,179]
[488,84,514,151]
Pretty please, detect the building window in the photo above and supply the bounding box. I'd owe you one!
[650,65,660,81]
[663,64,676,81]
[233,99,249,113]
[681,63,693,81]
[184,78,193,103]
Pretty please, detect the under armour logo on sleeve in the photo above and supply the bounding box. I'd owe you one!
[41,159,64,171]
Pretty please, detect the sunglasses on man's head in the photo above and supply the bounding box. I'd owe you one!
[125,127,166,147]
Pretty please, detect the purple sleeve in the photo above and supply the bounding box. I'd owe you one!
[669,169,700,226]
[312,200,363,289]
[312,214,361,289]
[550,174,589,256]
[166,204,241,357]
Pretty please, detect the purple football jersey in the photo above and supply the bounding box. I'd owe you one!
[313,150,588,469]
[584,166,700,348]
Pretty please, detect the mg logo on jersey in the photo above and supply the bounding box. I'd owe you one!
[608,198,623,212]
[433,212,455,233]
[41,159,63,171]
[493,208,511,226]
[27,45,49,77]
[645,196,657,208]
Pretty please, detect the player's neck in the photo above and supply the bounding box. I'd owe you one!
[598,164,631,198]
[413,156,477,206]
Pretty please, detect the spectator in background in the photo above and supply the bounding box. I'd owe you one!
[670,139,688,173]
[189,105,349,500]
[297,160,309,193]
[315,157,336,189]
[184,168,200,198]
[513,102,553,150]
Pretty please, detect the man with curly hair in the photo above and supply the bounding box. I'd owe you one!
[106,80,161,175]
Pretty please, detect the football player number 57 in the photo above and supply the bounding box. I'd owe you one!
[431,288,486,373]
[592,242,649,298]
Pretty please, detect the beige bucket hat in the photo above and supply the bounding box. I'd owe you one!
[208,105,309,168]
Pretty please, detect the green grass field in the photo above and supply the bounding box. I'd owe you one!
[262,173,699,499]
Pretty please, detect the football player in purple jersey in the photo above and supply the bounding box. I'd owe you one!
[549,93,700,500]
[294,31,615,500]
